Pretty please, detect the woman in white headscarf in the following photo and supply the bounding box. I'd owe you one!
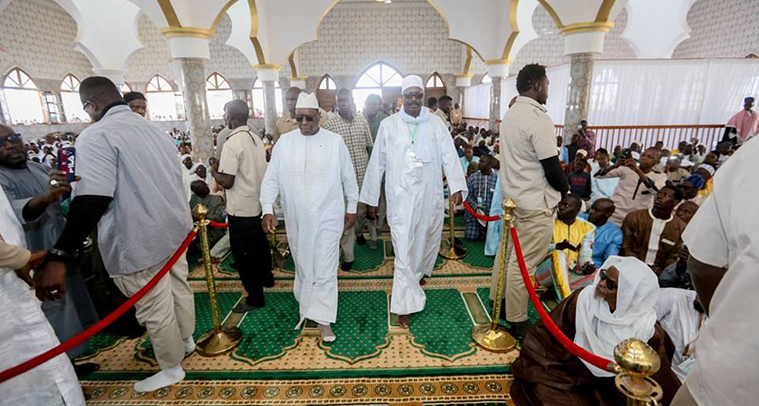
[511,256,681,406]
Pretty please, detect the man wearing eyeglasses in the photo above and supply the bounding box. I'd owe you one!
[360,75,467,329]
[0,125,100,376]
[272,87,326,144]
[261,92,359,343]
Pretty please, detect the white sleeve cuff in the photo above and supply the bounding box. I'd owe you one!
[262,203,274,216]
[346,200,358,214]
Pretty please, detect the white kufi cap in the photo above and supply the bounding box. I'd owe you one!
[295,92,319,109]
[401,75,424,93]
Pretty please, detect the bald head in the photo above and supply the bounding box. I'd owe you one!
[79,76,124,122]
[224,99,250,130]
[285,87,302,115]
[588,198,615,226]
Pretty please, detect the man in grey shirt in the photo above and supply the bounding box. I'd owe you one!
[0,126,99,375]
[35,77,194,393]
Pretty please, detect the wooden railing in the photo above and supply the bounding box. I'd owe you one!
[463,118,724,150]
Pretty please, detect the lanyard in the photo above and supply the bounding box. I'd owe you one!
[406,122,419,144]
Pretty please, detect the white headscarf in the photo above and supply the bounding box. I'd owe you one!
[574,256,659,377]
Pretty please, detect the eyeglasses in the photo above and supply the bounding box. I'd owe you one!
[0,133,22,148]
[600,269,617,290]
[295,115,318,123]
[82,101,94,111]
[403,92,424,100]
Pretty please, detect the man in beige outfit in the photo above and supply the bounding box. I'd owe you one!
[490,64,568,339]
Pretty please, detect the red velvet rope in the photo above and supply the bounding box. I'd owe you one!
[208,220,228,228]
[462,201,501,222]
[510,227,616,372]
[0,229,198,383]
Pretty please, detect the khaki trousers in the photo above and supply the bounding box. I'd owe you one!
[671,382,699,406]
[112,255,195,368]
[489,207,554,323]
[340,203,367,263]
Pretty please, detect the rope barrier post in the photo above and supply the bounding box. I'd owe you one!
[613,338,664,406]
[192,204,243,356]
[471,198,517,352]
[439,191,466,260]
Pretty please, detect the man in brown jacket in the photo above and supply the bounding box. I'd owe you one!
[621,185,686,275]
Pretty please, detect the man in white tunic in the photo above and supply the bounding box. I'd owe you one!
[360,75,467,328]
[0,188,85,405]
[261,92,358,342]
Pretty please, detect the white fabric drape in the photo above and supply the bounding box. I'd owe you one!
[588,59,759,125]
[463,82,491,120]
[464,59,759,126]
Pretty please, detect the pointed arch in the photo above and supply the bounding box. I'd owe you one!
[145,74,179,121]
[316,74,337,112]
[59,74,89,123]
[1,67,44,125]
[206,72,233,120]
[352,61,403,113]
[425,72,447,107]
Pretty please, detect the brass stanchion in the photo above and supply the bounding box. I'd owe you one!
[192,204,243,356]
[439,192,467,259]
[471,198,518,352]
[613,338,664,406]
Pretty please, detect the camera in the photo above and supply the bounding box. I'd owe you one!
[621,149,633,159]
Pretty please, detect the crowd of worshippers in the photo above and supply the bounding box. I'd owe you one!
[0,67,754,406]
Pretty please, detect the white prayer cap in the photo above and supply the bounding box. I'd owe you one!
[295,92,319,109]
[576,149,588,158]
[401,75,424,93]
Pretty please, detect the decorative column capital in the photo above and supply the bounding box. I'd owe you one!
[92,68,126,86]
[288,77,307,89]
[559,22,614,56]
[485,60,511,79]
[255,66,281,82]
[455,74,474,88]
[161,27,212,60]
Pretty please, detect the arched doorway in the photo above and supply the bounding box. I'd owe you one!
[425,72,447,107]
[316,74,337,112]
[352,62,403,113]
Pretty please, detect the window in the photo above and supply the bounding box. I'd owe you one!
[1,68,44,125]
[425,73,445,88]
[44,93,62,124]
[251,79,283,119]
[318,76,337,90]
[481,74,492,84]
[120,83,132,94]
[60,74,89,123]
[353,62,402,112]
[205,72,233,120]
[145,75,179,121]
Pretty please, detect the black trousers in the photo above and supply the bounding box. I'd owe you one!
[228,215,272,306]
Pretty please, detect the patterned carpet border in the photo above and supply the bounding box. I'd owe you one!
[82,374,514,405]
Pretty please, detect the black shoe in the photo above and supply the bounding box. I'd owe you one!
[263,272,275,288]
[341,261,353,271]
[74,362,100,377]
[508,320,533,341]
[356,235,367,246]
[234,297,264,313]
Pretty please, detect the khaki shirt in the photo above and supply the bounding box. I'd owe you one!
[499,96,561,211]
[433,108,451,131]
[219,125,268,217]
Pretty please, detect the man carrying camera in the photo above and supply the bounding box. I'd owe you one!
[594,147,666,227]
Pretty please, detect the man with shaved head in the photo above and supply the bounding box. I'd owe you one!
[579,198,622,268]
[212,99,272,313]
[273,86,325,144]
[324,89,373,269]
[34,76,194,392]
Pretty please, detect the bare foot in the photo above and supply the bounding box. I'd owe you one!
[398,314,410,329]
[318,323,336,342]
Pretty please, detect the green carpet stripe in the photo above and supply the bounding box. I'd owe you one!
[409,289,477,358]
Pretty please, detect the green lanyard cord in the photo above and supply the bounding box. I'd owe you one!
[406,122,419,144]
